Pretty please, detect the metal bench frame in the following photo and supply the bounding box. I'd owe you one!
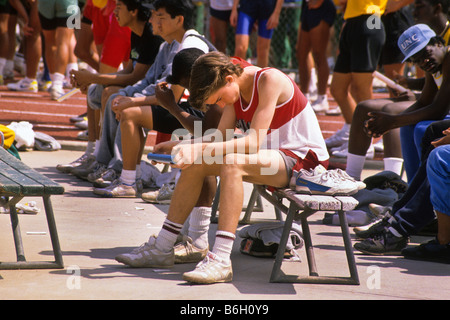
[212,184,360,285]
[0,147,64,269]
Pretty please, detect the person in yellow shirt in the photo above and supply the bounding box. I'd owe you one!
[325,0,387,149]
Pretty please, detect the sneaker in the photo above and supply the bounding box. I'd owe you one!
[401,239,450,264]
[77,130,88,141]
[7,78,38,92]
[182,252,233,284]
[115,236,175,268]
[74,118,88,129]
[91,168,117,188]
[333,168,366,190]
[56,153,92,173]
[353,228,408,255]
[311,97,329,113]
[50,85,65,100]
[93,178,139,197]
[71,157,98,179]
[141,189,160,203]
[155,182,175,204]
[174,236,209,264]
[353,213,395,239]
[325,125,349,149]
[325,106,342,115]
[87,163,108,183]
[38,79,52,92]
[332,142,375,159]
[70,112,87,123]
[295,164,359,196]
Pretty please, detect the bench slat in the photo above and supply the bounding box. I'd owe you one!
[0,148,64,195]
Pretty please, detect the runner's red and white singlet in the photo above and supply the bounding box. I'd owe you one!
[232,66,329,162]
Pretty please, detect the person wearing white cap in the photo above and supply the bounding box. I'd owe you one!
[365,23,450,181]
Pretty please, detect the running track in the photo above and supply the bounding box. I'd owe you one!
[0,79,388,162]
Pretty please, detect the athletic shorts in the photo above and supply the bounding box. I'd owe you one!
[333,14,386,73]
[235,0,277,38]
[379,7,414,66]
[301,0,336,32]
[210,7,231,21]
[280,149,329,182]
[0,0,14,14]
[38,0,78,30]
[151,102,205,135]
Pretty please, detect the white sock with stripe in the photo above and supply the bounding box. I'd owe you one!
[212,230,235,262]
[155,219,183,253]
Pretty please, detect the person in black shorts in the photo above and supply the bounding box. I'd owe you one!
[297,0,337,113]
[326,1,386,152]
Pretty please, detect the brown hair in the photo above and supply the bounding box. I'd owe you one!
[188,51,244,110]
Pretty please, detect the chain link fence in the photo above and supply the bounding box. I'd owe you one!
[191,0,342,76]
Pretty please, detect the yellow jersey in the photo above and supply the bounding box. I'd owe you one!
[343,0,387,20]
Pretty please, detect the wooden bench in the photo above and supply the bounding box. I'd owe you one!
[0,147,64,269]
[212,184,360,285]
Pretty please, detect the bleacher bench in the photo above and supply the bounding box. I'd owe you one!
[212,184,360,285]
[0,147,64,269]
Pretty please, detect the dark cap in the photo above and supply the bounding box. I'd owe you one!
[167,48,205,85]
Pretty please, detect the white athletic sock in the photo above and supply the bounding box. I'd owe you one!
[383,157,404,176]
[316,94,327,102]
[212,230,235,262]
[188,206,212,249]
[346,153,366,180]
[50,72,65,88]
[155,219,184,253]
[120,169,135,185]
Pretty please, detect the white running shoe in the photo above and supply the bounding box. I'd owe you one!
[182,251,233,284]
[325,107,342,115]
[115,236,175,268]
[325,125,349,149]
[311,96,329,113]
[295,164,359,195]
[56,153,92,173]
[7,78,38,93]
[50,85,65,100]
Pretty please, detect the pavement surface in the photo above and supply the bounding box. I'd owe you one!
[0,149,449,302]
[1,78,449,303]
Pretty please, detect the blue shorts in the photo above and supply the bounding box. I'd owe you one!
[427,145,450,215]
[235,0,276,39]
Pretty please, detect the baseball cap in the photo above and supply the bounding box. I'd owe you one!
[398,24,436,63]
[167,48,205,85]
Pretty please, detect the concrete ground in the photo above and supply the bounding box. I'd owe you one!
[0,148,449,301]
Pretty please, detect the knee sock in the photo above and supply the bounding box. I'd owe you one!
[212,230,235,262]
[155,219,183,253]
[346,153,366,180]
[188,206,212,249]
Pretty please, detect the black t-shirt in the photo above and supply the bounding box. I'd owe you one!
[130,22,163,66]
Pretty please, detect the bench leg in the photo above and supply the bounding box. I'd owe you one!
[0,196,64,269]
[43,195,64,268]
[9,197,26,262]
[270,205,359,285]
[337,210,360,285]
